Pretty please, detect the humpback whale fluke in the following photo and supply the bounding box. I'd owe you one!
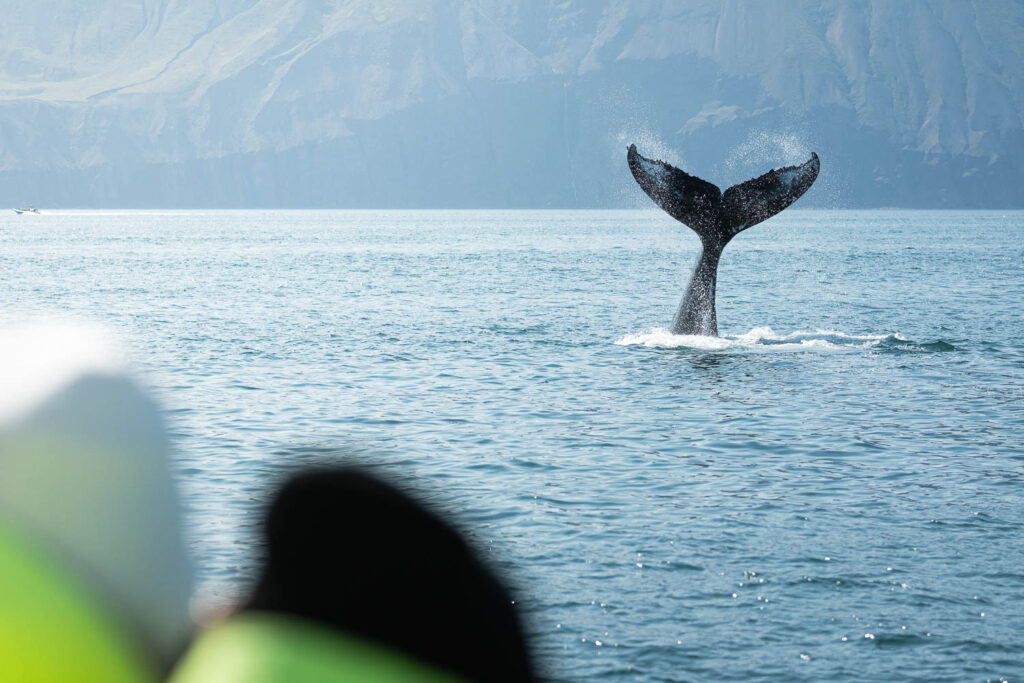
[627,144,820,336]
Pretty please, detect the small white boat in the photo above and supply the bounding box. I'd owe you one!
[13,207,40,214]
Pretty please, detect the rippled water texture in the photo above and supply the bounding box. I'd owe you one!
[2,210,1022,681]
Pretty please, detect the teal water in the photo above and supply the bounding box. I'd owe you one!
[2,209,1022,681]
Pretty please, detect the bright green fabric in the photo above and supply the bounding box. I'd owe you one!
[170,613,462,683]
[0,519,154,683]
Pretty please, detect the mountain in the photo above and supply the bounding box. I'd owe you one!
[1,0,1021,208]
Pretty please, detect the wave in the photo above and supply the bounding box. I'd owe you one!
[614,326,955,353]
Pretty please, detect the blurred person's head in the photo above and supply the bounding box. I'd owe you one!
[250,468,534,681]
[173,467,535,682]
[0,322,193,681]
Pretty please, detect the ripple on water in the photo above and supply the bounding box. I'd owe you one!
[1,209,1021,681]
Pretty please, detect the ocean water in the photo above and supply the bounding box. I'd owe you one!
[2,209,1022,681]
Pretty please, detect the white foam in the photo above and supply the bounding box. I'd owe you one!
[616,328,735,350]
[615,326,892,352]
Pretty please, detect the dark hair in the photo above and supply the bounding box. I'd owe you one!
[245,468,535,682]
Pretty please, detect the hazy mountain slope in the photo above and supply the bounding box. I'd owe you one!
[0,0,1021,207]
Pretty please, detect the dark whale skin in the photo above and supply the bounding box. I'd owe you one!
[628,145,820,336]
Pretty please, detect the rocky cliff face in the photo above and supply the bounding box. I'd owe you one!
[1,0,1021,207]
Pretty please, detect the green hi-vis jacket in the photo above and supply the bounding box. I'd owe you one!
[170,613,463,683]
[0,519,155,683]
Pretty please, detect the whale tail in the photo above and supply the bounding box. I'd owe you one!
[626,144,820,336]
[627,144,819,241]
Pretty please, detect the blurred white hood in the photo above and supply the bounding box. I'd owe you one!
[0,322,193,663]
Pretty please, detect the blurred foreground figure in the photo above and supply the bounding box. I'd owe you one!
[0,323,193,681]
[172,469,535,682]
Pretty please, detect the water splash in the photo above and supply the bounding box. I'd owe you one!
[723,128,844,207]
[724,131,810,173]
[615,327,955,353]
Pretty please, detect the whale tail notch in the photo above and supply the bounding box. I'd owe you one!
[626,144,819,241]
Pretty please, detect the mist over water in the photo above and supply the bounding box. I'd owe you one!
[1,209,1022,681]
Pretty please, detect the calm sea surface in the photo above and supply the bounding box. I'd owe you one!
[2,210,1022,681]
